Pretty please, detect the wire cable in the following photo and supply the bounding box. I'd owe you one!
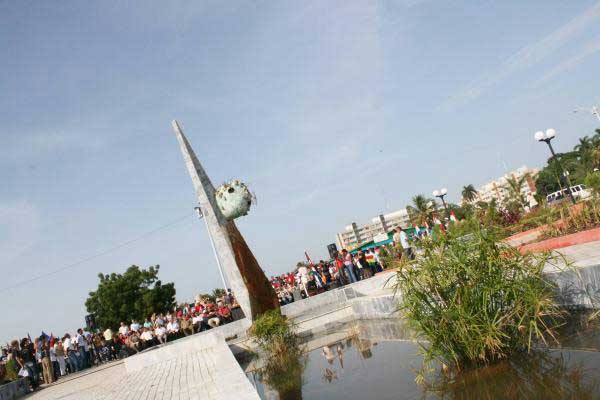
[0,213,195,293]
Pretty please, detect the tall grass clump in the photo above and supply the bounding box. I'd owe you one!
[396,227,563,370]
[250,310,305,399]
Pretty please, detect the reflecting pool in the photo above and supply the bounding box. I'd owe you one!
[243,319,600,400]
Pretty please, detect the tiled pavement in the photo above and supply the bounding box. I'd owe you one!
[26,334,259,400]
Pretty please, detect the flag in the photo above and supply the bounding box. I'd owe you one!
[450,211,458,222]
[413,224,421,236]
[304,251,314,267]
[432,213,446,232]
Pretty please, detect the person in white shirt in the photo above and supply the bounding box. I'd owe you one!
[62,335,78,373]
[75,329,88,369]
[103,328,113,342]
[396,227,415,260]
[297,264,310,297]
[62,337,71,353]
[118,322,129,336]
[192,313,204,333]
[167,320,179,334]
[154,326,167,344]
[140,328,154,346]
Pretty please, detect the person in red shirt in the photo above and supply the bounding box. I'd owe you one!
[217,302,232,324]
[334,254,346,285]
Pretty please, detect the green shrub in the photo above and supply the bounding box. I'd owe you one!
[395,227,563,370]
[3,358,18,382]
[249,309,297,350]
[540,201,600,240]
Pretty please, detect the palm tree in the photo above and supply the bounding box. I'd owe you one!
[407,194,435,225]
[505,174,527,211]
[574,136,592,154]
[461,184,478,203]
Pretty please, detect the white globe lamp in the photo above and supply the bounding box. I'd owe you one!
[534,131,545,141]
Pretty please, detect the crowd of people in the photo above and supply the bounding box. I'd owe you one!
[270,226,420,304]
[269,247,387,304]
[0,292,240,392]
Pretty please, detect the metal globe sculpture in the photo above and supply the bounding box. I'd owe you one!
[215,179,253,220]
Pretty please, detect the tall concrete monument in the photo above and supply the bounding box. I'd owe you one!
[172,120,278,320]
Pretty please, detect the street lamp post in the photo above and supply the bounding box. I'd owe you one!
[534,129,576,205]
[194,206,228,290]
[432,188,450,219]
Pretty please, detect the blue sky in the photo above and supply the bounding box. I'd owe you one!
[2,0,600,342]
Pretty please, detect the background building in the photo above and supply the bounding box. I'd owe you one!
[336,208,410,250]
[472,165,539,205]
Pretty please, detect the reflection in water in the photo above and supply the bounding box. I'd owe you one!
[247,319,600,400]
[257,345,307,400]
[320,343,346,384]
[424,351,600,400]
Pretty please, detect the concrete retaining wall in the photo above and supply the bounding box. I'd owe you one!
[547,263,600,309]
[281,271,396,319]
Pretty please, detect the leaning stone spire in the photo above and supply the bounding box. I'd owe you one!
[172,120,278,320]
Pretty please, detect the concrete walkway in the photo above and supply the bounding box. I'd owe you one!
[26,331,259,400]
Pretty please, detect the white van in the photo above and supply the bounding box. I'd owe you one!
[546,184,591,205]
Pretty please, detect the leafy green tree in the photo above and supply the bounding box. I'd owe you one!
[448,202,473,220]
[535,128,600,198]
[584,172,600,196]
[212,288,226,299]
[85,265,176,330]
[198,293,216,303]
[461,184,478,203]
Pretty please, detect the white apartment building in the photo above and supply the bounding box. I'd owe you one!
[336,208,410,250]
[472,165,539,205]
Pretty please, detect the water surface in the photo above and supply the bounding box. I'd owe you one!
[245,319,600,400]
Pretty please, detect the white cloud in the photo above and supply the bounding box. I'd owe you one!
[534,36,600,86]
[441,2,600,111]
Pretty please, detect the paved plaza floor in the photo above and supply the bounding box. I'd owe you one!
[26,341,259,400]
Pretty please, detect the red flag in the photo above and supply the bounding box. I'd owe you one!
[304,251,314,267]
